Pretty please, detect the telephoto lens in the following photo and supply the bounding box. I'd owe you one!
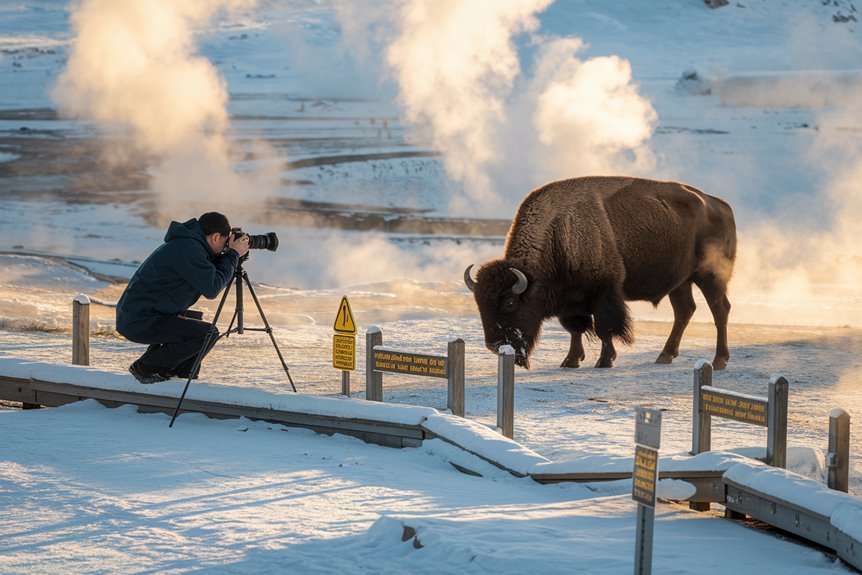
[231,228,279,252]
[248,232,278,251]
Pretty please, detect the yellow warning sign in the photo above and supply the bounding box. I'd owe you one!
[333,334,356,371]
[333,296,356,334]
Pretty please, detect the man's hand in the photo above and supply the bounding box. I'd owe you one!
[228,233,250,257]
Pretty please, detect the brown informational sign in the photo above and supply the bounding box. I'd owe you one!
[332,334,356,371]
[373,349,447,379]
[633,444,658,508]
[701,390,768,426]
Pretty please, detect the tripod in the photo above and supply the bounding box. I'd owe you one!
[169,259,297,427]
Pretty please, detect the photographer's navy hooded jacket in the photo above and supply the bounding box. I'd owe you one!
[116,218,240,338]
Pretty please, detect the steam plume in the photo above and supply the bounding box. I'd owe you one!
[527,37,657,181]
[52,0,276,214]
[386,0,657,216]
[386,0,553,215]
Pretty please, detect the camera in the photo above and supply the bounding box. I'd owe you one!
[231,227,279,252]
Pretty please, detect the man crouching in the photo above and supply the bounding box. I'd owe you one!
[116,212,250,384]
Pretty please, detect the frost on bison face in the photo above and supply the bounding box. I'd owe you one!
[465,176,737,370]
[466,262,540,368]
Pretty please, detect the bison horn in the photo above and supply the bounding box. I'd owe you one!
[464,265,477,292]
[510,268,528,294]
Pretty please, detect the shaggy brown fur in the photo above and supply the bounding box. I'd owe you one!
[466,176,737,369]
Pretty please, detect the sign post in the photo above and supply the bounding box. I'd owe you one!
[332,296,356,396]
[633,407,661,575]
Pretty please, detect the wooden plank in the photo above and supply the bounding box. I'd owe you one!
[724,478,837,549]
[700,387,768,426]
[447,339,464,417]
[497,352,514,438]
[835,528,862,572]
[0,376,37,404]
[72,296,90,366]
[531,470,726,503]
[692,362,712,455]
[828,409,851,493]
[27,379,427,445]
[530,471,632,483]
[372,348,448,379]
[767,376,789,468]
[366,330,383,401]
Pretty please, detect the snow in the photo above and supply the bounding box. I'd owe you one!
[2,0,862,572]
[421,412,548,476]
[0,400,853,574]
[724,461,854,519]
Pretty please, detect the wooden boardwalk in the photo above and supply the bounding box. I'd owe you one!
[1,363,860,572]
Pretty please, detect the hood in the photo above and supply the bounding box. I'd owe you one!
[164,218,208,249]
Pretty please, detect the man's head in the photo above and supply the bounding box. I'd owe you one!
[199,212,231,254]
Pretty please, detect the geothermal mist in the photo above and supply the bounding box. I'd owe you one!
[52,0,276,216]
[385,0,657,216]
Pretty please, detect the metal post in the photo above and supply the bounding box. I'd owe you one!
[366,328,383,402]
[828,408,850,492]
[633,407,661,575]
[497,349,515,438]
[342,371,350,397]
[72,294,90,366]
[634,505,655,575]
[690,361,712,511]
[447,339,465,417]
[767,375,788,468]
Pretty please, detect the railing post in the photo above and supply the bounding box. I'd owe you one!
[365,327,383,402]
[497,346,515,438]
[447,339,465,417]
[691,361,712,456]
[690,360,712,512]
[72,294,90,366]
[767,375,788,468]
[828,408,850,492]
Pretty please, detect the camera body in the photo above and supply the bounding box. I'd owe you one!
[231,227,279,252]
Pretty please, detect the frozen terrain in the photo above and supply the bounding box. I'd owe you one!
[1,0,862,572]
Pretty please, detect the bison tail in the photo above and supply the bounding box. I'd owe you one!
[615,307,635,345]
[594,291,635,346]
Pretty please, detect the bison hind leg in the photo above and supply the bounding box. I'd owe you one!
[693,274,732,370]
[656,282,696,365]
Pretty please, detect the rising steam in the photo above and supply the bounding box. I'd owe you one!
[52,0,276,214]
[385,0,657,216]
[386,0,553,215]
[528,37,657,180]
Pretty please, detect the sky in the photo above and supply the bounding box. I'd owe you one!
[1,0,862,572]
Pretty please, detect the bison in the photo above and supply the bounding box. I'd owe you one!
[464,176,736,370]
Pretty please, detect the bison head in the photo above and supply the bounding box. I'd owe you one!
[465,260,541,369]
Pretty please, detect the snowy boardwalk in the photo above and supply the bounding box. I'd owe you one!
[2,358,862,571]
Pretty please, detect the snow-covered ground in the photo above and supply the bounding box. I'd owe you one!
[2,0,862,572]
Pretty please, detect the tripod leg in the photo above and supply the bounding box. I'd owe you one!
[243,274,297,392]
[169,275,233,428]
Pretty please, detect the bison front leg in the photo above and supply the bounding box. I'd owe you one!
[656,283,696,365]
[561,333,586,368]
[558,315,590,368]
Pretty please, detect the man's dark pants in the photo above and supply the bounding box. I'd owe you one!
[127,314,219,376]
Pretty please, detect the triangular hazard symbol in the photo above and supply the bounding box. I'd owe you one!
[334,296,356,333]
